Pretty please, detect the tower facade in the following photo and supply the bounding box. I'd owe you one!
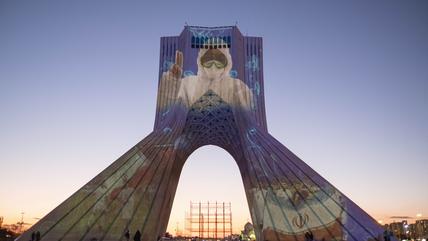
[18,26,392,241]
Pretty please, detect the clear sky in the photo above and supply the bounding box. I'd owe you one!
[1,0,427,234]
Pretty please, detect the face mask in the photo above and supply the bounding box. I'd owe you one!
[202,60,226,69]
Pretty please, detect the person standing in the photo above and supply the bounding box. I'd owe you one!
[133,230,141,241]
[304,231,314,241]
[35,231,41,241]
[124,229,130,241]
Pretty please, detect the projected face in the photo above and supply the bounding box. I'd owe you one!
[200,49,228,81]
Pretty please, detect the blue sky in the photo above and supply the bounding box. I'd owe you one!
[0,0,427,232]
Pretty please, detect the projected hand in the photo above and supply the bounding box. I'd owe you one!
[158,50,184,109]
[170,50,183,79]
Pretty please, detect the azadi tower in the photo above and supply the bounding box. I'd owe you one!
[18,26,394,241]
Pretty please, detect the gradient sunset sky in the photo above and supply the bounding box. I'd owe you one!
[1,0,427,234]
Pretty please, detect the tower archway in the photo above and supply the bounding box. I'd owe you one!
[166,145,251,238]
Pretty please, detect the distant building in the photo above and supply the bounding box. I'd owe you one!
[415,219,428,238]
[0,227,18,241]
[385,219,428,239]
[408,223,417,238]
[388,220,408,239]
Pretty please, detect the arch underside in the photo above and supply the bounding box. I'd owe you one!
[18,92,389,241]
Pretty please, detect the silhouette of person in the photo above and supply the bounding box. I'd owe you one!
[31,231,35,241]
[383,228,392,241]
[304,231,314,241]
[124,229,130,241]
[133,230,142,241]
[35,231,41,241]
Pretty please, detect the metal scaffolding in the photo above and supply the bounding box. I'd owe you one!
[185,201,233,239]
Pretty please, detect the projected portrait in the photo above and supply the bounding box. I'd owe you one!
[159,40,253,111]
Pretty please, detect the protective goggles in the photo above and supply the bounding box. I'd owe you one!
[202,60,226,69]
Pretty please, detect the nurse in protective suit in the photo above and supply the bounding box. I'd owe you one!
[160,40,253,111]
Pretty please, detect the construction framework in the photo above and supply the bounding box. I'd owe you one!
[185,202,232,239]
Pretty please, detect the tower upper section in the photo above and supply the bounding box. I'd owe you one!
[154,26,267,131]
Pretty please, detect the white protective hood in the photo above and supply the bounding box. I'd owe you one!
[177,46,253,110]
